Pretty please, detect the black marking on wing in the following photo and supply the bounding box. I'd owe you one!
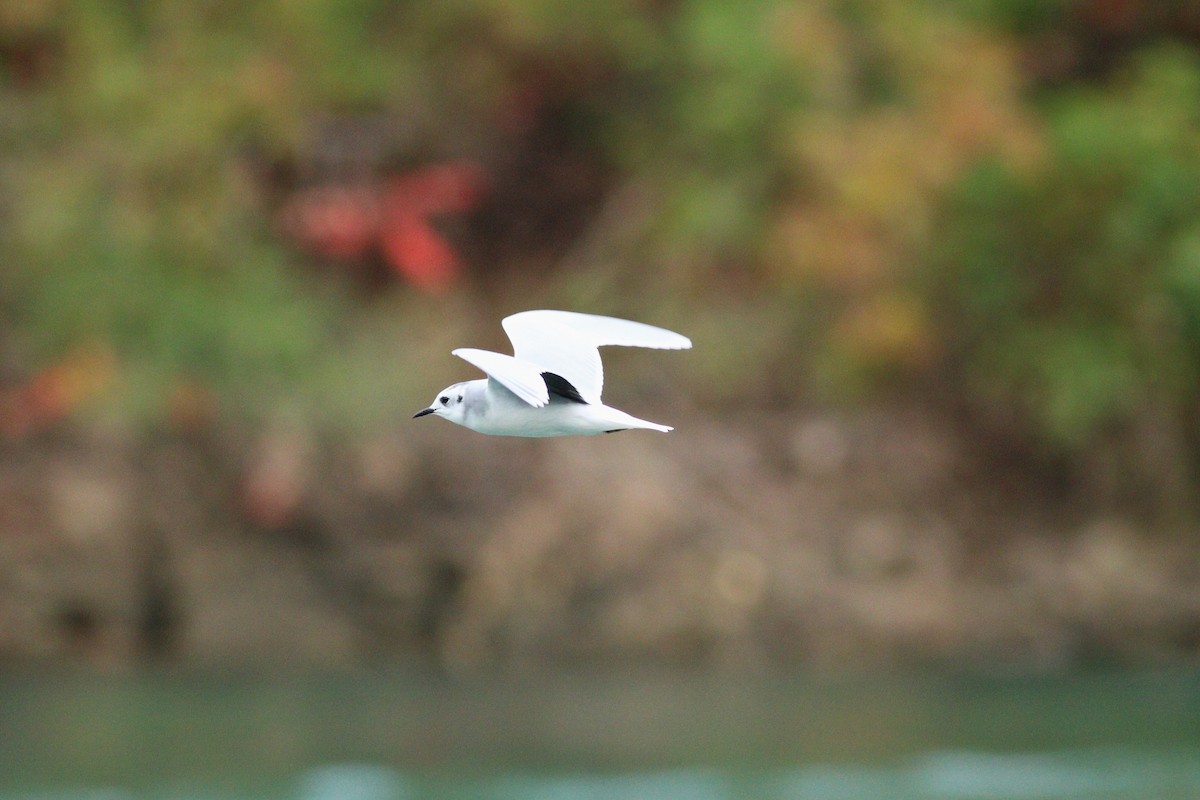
[542,372,587,404]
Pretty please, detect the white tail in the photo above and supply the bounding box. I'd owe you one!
[601,406,673,433]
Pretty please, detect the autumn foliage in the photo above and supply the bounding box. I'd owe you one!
[2,0,1200,499]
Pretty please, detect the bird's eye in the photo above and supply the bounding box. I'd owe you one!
[439,396,449,405]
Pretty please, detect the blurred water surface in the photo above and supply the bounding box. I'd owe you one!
[1,669,1197,799]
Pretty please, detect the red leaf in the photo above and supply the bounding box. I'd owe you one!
[380,214,460,291]
[386,161,488,215]
[280,186,379,259]
[276,161,487,292]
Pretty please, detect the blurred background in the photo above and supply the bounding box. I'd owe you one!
[2,0,1200,797]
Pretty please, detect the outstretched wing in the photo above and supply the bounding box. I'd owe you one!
[452,348,549,407]
[501,310,692,404]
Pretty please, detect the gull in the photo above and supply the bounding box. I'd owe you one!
[413,310,691,437]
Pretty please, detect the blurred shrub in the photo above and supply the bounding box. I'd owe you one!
[2,0,1199,504]
[0,1,494,426]
[931,46,1200,467]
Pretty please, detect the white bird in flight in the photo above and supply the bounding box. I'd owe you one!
[413,310,692,437]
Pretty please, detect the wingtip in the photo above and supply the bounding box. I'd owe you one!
[655,332,692,350]
[641,335,691,351]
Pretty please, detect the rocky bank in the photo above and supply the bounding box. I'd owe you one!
[2,406,1198,673]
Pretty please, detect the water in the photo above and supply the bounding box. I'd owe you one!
[1,669,1197,799]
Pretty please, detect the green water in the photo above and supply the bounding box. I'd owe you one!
[1,669,1197,799]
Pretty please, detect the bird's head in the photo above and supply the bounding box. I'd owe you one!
[413,383,469,425]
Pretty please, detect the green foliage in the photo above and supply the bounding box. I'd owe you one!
[0,1,481,425]
[4,0,1200,496]
[961,0,1073,32]
[933,46,1200,450]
